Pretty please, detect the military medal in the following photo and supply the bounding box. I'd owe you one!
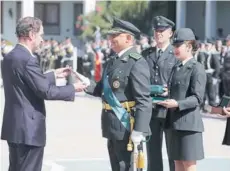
[113,80,120,89]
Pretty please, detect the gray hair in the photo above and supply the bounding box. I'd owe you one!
[16,17,42,37]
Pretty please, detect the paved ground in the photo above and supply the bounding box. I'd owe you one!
[0,89,230,171]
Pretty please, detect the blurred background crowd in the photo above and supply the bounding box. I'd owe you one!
[1,0,230,111]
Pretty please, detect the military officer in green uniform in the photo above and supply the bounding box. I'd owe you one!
[142,16,177,171]
[76,18,152,171]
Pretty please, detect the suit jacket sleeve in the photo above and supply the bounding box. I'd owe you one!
[24,57,75,101]
[130,58,152,133]
[44,71,56,85]
[85,80,102,97]
[177,64,207,111]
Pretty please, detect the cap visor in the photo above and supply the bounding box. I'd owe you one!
[172,41,184,46]
[107,29,123,35]
[153,26,171,31]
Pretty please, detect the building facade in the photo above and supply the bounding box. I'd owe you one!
[1,0,96,45]
[150,0,230,40]
[176,0,230,40]
[1,0,230,45]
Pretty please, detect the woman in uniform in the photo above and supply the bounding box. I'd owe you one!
[158,28,207,171]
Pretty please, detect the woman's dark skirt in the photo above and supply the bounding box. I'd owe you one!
[169,130,204,161]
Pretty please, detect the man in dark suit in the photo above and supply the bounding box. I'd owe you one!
[1,17,87,171]
[142,16,177,171]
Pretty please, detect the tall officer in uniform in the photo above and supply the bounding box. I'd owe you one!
[158,28,206,171]
[77,18,152,171]
[142,16,177,171]
[1,17,86,171]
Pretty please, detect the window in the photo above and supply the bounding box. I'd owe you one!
[74,2,83,36]
[16,1,22,23]
[15,2,60,35]
[1,1,3,33]
[35,3,60,35]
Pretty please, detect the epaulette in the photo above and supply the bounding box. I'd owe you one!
[187,60,196,69]
[141,47,155,57]
[129,53,142,60]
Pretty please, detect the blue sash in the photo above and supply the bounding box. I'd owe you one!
[102,74,130,131]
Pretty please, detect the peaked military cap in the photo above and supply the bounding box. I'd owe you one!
[172,28,195,45]
[226,34,230,41]
[153,16,175,30]
[107,18,141,37]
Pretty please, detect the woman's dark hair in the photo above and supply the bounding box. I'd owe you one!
[16,17,42,37]
[185,40,199,53]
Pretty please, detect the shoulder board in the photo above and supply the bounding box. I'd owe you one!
[129,53,142,60]
[187,59,196,69]
[141,47,155,56]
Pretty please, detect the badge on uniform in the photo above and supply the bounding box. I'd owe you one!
[113,80,120,89]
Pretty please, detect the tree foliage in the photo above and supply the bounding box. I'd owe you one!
[76,1,149,40]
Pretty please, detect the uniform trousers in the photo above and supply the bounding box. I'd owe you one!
[108,138,148,171]
[147,118,175,171]
[107,139,133,171]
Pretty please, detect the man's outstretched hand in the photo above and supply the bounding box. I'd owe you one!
[72,71,90,86]
[55,66,71,78]
[73,82,88,92]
